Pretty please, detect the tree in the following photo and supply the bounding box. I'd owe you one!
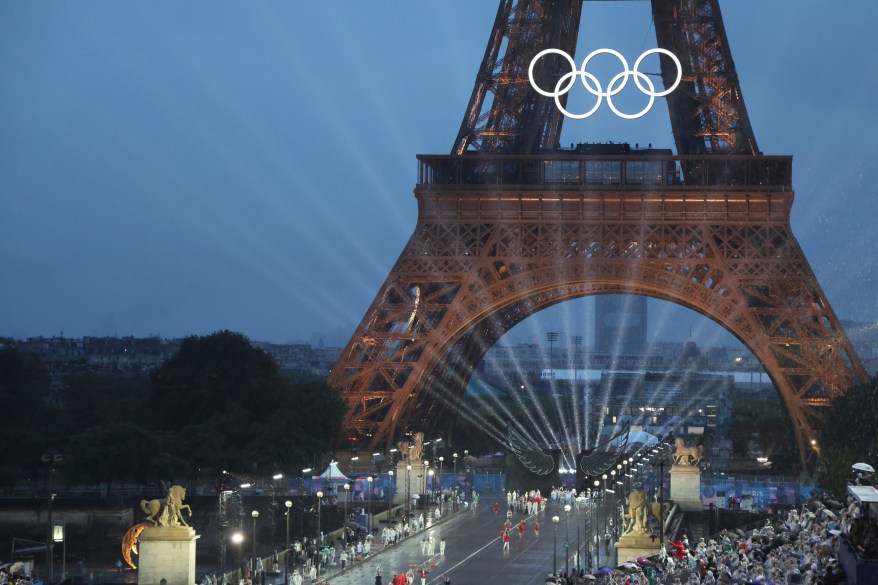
[0,347,53,486]
[62,422,186,493]
[818,376,878,496]
[59,371,146,434]
[150,331,346,474]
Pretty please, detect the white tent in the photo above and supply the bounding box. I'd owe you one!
[313,461,351,481]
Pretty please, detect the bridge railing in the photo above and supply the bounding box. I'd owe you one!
[416,154,792,191]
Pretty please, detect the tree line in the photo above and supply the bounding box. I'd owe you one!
[0,330,346,493]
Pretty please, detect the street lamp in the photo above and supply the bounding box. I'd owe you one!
[251,510,259,561]
[438,456,444,513]
[343,483,350,544]
[593,480,600,567]
[284,500,292,582]
[422,461,429,499]
[463,450,469,499]
[388,470,395,513]
[547,331,559,379]
[315,491,323,576]
[576,495,585,572]
[406,465,412,514]
[564,503,572,574]
[284,500,292,551]
[41,451,62,584]
[367,476,374,525]
[428,469,435,505]
[452,453,458,510]
[552,515,560,576]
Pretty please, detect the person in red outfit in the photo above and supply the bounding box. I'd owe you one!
[517,519,526,538]
[672,540,686,560]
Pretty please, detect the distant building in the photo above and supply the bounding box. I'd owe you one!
[595,295,647,355]
[10,335,342,380]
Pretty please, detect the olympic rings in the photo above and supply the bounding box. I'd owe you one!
[528,47,683,120]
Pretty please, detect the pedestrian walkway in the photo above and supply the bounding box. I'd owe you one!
[312,497,595,585]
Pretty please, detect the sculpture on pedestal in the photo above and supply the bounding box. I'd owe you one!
[622,489,671,535]
[397,432,425,462]
[140,485,193,527]
[672,438,705,466]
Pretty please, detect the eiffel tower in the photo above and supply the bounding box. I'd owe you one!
[328,0,866,468]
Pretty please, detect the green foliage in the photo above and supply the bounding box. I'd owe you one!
[727,390,798,472]
[60,372,146,432]
[817,376,878,497]
[62,422,187,491]
[0,347,53,485]
[1,332,347,488]
[148,331,346,475]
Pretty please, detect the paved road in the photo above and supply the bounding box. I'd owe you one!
[316,496,608,585]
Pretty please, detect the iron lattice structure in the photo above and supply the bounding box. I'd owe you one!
[328,0,865,468]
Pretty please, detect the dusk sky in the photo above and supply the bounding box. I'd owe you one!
[2,2,877,350]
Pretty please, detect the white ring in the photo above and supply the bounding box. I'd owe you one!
[527,47,683,120]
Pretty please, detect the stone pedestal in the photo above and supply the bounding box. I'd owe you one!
[393,461,428,507]
[670,465,702,512]
[138,526,199,585]
[615,533,662,563]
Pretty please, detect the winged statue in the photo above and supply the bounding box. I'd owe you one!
[578,423,630,477]
[507,425,556,475]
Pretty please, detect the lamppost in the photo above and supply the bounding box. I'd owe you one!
[601,474,608,556]
[427,469,434,505]
[547,331,558,379]
[367,476,374,529]
[343,483,350,544]
[463,450,469,499]
[388,470,395,514]
[564,503,572,575]
[438,456,444,513]
[452,453,458,510]
[406,465,412,514]
[552,515,560,576]
[422,461,429,500]
[284,500,292,551]
[315,491,323,576]
[251,510,259,562]
[41,451,62,585]
[610,469,618,539]
[576,495,585,572]
[593,480,600,567]
[284,500,292,583]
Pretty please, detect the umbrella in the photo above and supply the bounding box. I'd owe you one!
[583,576,597,581]
[636,557,651,564]
[598,567,615,574]
[828,530,842,536]
[852,462,875,473]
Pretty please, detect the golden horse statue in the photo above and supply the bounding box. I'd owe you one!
[672,438,705,466]
[622,489,672,535]
[140,485,192,527]
[397,432,425,462]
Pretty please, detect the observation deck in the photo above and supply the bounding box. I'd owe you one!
[415,154,793,223]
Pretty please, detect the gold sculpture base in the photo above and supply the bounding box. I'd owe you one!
[615,533,663,563]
